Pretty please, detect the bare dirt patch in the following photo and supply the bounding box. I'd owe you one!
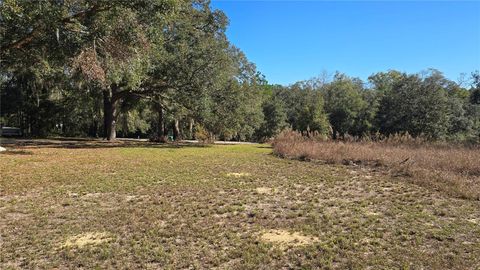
[4,212,30,221]
[61,232,113,249]
[256,187,273,194]
[260,229,319,249]
[468,219,479,225]
[226,172,251,178]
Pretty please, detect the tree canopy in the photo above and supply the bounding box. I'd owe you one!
[1,1,479,143]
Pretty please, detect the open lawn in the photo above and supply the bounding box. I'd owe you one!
[1,140,479,269]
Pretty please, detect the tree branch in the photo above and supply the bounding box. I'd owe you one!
[1,4,111,52]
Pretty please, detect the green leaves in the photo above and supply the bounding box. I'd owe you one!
[322,73,368,137]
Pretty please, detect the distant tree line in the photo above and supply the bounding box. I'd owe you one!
[259,70,480,143]
[1,0,479,143]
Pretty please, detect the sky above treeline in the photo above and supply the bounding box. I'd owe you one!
[211,1,480,86]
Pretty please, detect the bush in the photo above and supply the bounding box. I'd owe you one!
[149,135,168,143]
[195,124,214,144]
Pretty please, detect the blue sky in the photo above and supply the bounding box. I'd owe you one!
[211,1,480,86]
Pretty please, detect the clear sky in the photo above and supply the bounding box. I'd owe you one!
[211,1,480,86]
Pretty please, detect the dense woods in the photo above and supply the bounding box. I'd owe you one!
[264,70,480,143]
[1,0,479,143]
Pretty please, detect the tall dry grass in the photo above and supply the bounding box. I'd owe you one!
[273,130,480,200]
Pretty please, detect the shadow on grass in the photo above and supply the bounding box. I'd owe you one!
[1,138,212,150]
[0,150,34,155]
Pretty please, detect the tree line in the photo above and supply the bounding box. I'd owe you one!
[260,70,480,142]
[1,0,264,141]
[1,0,479,143]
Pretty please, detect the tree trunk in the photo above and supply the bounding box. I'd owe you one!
[157,104,165,137]
[188,118,194,139]
[332,127,338,140]
[103,89,117,141]
[89,119,99,138]
[173,118,181,141]
[30,91,41,137]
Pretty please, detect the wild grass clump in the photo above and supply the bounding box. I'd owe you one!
[273,130,480,200]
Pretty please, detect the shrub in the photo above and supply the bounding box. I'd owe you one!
[149,135,168,143]
[195,124,215,144]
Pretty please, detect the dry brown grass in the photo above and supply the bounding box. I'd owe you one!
[273,130,480,200]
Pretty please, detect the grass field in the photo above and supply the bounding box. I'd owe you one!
[1,140,479,269]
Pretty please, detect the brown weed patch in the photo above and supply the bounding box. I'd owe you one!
[273,130,480,200]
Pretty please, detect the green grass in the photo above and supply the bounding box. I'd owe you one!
[1,142,479,269]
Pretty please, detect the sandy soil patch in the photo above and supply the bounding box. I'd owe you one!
[62,232,113,248]
[226,172,251,178]
[468,219,478,225]
[83,192,105,198]
[256,187,273,194]
[5,212,30,221]
[260,229,318,249]
[365,211,381,216]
